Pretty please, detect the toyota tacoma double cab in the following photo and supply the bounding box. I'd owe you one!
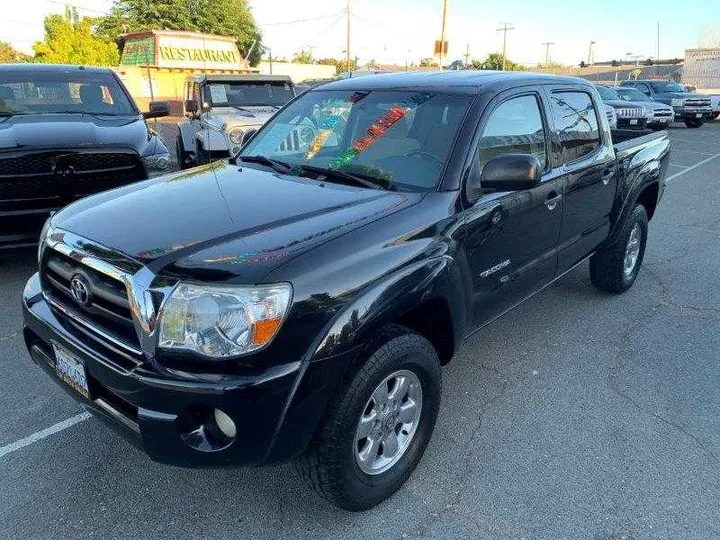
[0,64,171,248]
[23,72,669,511]
[620,79,712,128]
[176,74,296,168]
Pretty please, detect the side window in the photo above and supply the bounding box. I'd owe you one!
[638,83,651,95]
[549,91,601,164]
[476,94,547,171]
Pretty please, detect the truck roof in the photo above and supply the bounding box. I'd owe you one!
[189,74,293,84]
[0,64,113,74]
[319,70,591,93]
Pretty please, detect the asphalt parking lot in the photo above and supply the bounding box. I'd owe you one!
[1,122,719,540]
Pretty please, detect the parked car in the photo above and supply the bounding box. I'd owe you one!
[23,71,669,511]
[0,64,170,249]
[613,86,675,130]
[294,78,336,95]
[604,104,618,130]
[176,74,296,168]
[709,94,720,120]
[620,79,713,128]
[594,85,649,129]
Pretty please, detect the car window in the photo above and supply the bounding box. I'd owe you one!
[549,91,601,164]
[476,94,547,172]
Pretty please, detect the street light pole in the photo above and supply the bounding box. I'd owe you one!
[346,0,352,72]
[497,22,515,71]
[541,42,554,65]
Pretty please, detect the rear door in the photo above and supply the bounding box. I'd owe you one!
[545,86,616,273]
[464,88,565,328]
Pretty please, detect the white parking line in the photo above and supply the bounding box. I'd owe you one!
[0,412,91,459]
[671,148,717,156]
[668,163,687,168]
[669,137,720,145]
[666,153,720,184]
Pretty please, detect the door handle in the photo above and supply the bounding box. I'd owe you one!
[545,192,562,211]
[602,166,614,186]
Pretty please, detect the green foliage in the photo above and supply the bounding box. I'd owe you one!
[0,41,31,63]
[469,53,525,71]
[33,8,120,66]
[97,0,263,66]
[292,50,313,64]
[419,57,435,67]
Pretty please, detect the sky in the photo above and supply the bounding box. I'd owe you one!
[2,0,718,67]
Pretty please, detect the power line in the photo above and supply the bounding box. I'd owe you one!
[42,0,110,15]
[258,13,345,27]
[541,41,554,65]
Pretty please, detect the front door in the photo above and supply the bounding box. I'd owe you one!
[464,91,564,329]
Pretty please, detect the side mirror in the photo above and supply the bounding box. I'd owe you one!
[467,154,542,201]
[143,101,170,119]
[184,99,199,114]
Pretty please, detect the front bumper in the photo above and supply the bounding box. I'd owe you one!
[22,272,352,467]
[673,107,713,120]
[616,118,648,129]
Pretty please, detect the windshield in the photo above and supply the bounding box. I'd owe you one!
[205,82,294,107]
[240,89,473,191]
[595,85,621,101]
[650,81,686,93]
[615,88,650,102]
[0,70,136,116]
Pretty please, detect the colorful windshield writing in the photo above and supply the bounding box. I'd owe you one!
[330,93,431,169]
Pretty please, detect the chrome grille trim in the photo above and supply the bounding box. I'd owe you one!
[615,107,644,118]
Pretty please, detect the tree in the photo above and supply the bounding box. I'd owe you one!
[419,57,435,67]
[0,41,31,63]
[292,50,313,64]
[33,8,120,66]
[469,53,524,71]
[97,0,263,66]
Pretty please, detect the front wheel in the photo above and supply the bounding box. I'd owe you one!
[684,119,705,128]
[589,204,648,294]
[296,325,441,511]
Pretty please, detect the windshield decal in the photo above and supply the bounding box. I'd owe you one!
[330,93,431,169]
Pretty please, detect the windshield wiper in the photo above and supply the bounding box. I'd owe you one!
[237,155,292,174]
[229,105,255,114]
[296,164,384,190]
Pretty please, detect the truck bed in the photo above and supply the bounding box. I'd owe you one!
[612,129,669,160]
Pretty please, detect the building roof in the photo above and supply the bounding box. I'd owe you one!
[319,70,590,93]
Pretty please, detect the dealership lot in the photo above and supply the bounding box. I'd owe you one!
[1,123,719,539]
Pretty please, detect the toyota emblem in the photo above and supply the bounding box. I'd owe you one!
[69,274,92,307]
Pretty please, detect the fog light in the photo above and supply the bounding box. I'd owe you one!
[214,408,236,439]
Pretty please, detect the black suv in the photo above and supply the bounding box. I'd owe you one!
[0,64,170,248]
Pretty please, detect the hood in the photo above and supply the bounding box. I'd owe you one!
[53,161,420,282]
[0,113,150,152]
[211,106,278,128]
[641,101,673,111]
[603,99,644,109]
[653,92,706,100]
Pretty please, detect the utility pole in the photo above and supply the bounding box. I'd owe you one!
[439,0,448,68]
[541,42,554,65]
[656,22,660,76]
[587,40,595,66]
[497,22,515,71]
[464,43,470,67]
[346,0,351,72]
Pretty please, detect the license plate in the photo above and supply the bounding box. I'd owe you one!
[696,113,702,118]
[630,119,638,125]
[52,343,89,399]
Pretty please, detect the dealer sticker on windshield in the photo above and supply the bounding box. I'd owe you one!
[52,343,89,399]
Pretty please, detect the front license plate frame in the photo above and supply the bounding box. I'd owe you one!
[52,342,90,399]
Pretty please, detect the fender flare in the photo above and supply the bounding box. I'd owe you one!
[177,121,200,153]
[312,255,466,362]
[196,127,230,153]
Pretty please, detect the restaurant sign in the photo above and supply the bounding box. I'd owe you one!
[121,32,242,69]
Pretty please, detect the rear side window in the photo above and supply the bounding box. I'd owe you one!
[476,94,547,171]
[549,91,600,164]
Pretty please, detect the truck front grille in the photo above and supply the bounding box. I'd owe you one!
[615,107,644,118]
[40,248,144,367]
[653,109,673,118]
[0,150,144,212]
[684,98,711,108]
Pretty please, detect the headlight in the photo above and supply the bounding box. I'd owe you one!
[159,282,292,358]
[671,98,685,107]
[143,152,171,171]
[228,127,245,144]
[644,107,653,119]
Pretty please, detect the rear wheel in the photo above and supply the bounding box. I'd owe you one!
[684,119,705,128]
[590,204,648,294]
[296,325,441,511]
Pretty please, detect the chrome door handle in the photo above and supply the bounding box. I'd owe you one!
[546,193,562,211]
[602,166,614,185]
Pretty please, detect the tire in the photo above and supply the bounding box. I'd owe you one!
[590,204,648,294]
[684,119,704,128]
[176,136,193,170]
[195,141,209,165]
[296,325,442,511]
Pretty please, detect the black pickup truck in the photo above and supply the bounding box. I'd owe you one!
[0,64,170,248]
[22,72,669,511]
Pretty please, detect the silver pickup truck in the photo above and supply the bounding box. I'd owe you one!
[176,74,296,168]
